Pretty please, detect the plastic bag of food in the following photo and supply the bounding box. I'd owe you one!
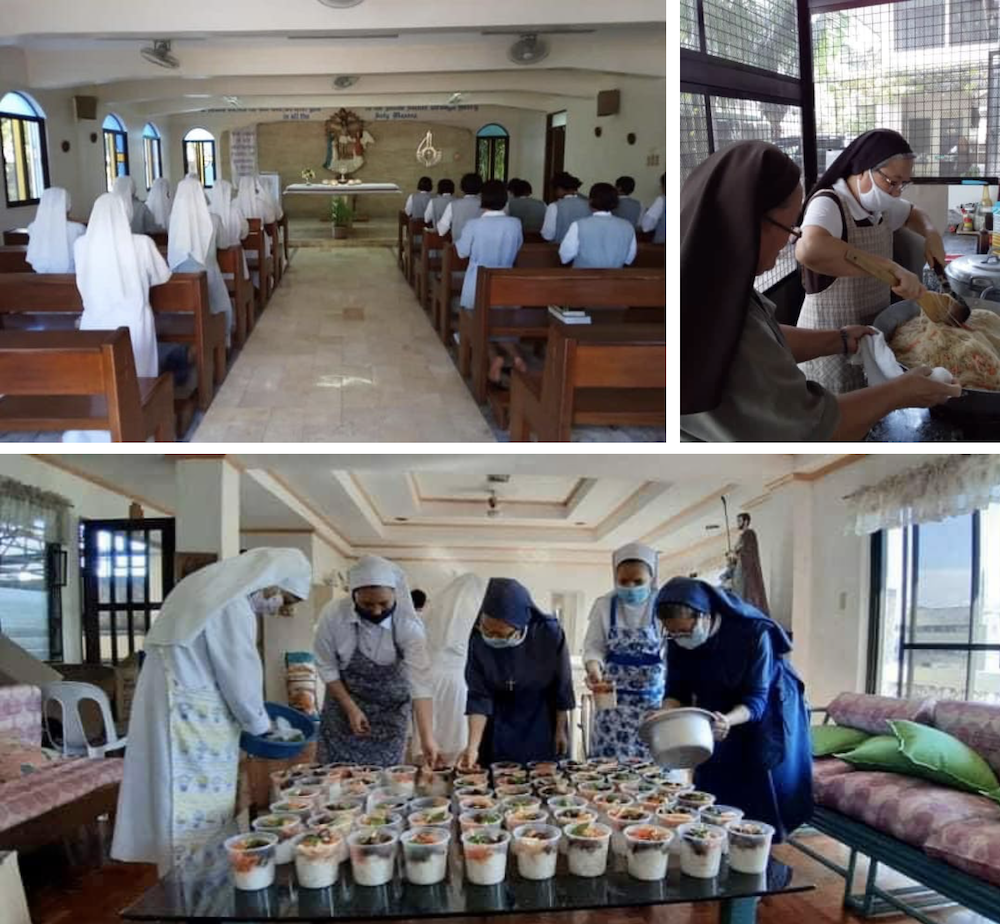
[285,651,320,717]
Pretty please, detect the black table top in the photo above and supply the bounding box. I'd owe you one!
[120,840,812,922]
[866,407,1000,441]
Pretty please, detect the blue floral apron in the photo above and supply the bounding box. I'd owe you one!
[318,619,411,766]
[589,597,665,760]
[164,657,241,870]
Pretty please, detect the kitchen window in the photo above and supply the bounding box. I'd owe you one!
[870,507,1000,704]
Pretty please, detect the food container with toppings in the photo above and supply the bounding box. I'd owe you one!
[565,821,612,877]
[495,768,529,784]
[417,765,454,797]
[675,790,716,812]
[547,794,588,812]
[623,824,673,881]
[512,823,561,880]
[407,807,454,831]
[400,827,451,885]
[560,759,588,773]
[622,757,652,769]
[409,795,451,814]
[495,782,532,798]
[607,805,653,855]
[655,807,700,854]
[269,770,290,802]
[454,785,493,802]
[323,797,365,820]
[537,783,575,801]
[579,780,616,802]
[552,806,598,854]
[458,795,498,814]
[307,813,353,864]
[283,784,323,805]
[461,829,511,885]
[700,805,744,852]
[726,820,774,874]
[591,680,618,711]
[593,792,635,819]
[367,795,411,818]
[225,833,278,891]
[347,829,399,886]
[527,759,559,772]
[500,794,542,813]
[357,811,404,838]
[454,771,489,789]
[270,798,316,824]
[592,760,619,775]
[384,765,418,798]
[293,830,341,889]
[251,813,303,864]
[570,771,605,786]
[458,809,504,835]
[490,761,522,774]
[620,781,657,799]
[658,780,695,796]
[504,807,549,832]
[338,779,375,800]
[677,823,726,879]
[639,793,675,815]
[608,770,641,787]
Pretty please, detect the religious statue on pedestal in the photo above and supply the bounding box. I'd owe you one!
[323,108,375,179]
[721,512,770,615]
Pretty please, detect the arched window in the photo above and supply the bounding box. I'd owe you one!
[183,128,216,188]
[102,113,129,192]
[0,91,49,207]
[142,122,162,191]
[475,123,509,183]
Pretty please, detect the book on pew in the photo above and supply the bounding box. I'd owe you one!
[548,305,592,325]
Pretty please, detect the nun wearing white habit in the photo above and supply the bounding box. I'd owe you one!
[111,547,312,877]
[314,555,438,768]
[419,573,487,764]
[113,175,157,235]
[208,179,250,281]
[236,175,275,290]
[25,187,85,273]
[168,176,234,344]
[145,177,173,231]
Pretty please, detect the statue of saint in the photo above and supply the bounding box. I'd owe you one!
[724,513,770,615]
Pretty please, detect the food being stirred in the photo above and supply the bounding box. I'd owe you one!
[889,309,1000,390]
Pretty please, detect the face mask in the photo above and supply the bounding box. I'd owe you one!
[616,584,651,606]
[672,618,712,650]
[250,590,283,616]
[858,170,897,214]
[355,601,396,625]
[479,621,526,649]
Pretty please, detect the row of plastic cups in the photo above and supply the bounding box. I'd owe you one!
[675,820,775,878]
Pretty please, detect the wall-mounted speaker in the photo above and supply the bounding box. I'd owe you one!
[74,95,98,121]
[597,90,620,117]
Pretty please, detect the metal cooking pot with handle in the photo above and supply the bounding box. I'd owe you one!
[945,252,1000,300]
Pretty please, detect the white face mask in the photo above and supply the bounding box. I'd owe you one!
[250,589,283,616]
[858,169,897,214]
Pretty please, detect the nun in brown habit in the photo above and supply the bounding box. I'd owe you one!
[795,129,945,393]
[680,141,959,442]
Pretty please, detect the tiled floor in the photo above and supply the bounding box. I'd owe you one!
[191,246,497,443]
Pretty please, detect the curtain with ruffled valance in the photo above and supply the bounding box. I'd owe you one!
[0,475,73,553]
[846,455,1000,535]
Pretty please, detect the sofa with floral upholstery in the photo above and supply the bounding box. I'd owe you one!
[799,692,1000,922]
[0,683,123,852]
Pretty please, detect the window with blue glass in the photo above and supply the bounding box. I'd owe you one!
[183,128,216,188]
[0,91,49,207]
[142,122,162,191]
[475,123,509,183]
[103,113,130,192]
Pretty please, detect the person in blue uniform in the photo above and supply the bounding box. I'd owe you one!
[457,577,576,769]
[654,577,812,841]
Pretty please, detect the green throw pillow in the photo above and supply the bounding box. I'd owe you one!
[811,724,872,758]
[890,719,1000,797]
[835,735,913,774]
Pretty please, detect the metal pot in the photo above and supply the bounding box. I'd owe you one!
[638,707,715,770]
[945,252,1000,300]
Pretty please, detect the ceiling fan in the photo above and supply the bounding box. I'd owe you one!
[507,33,551,65]
[140,39,180,69]
[444,474,511,518]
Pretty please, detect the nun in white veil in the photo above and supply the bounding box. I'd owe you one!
[25,187,85,273]
[236,175,275,290]
[111,547,313,878]
[419,573,487,764]
[146,177,173,231]
[168,176,233,344]
[112,175,156,234]
[208,179,250,280]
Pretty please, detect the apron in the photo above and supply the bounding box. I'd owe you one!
[589,597,666,759]
[318,619,411,766]
[797,188,893,393]
[164,656,241,870]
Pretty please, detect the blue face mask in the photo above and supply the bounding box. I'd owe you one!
[479,620,526,649]
[616,583,651,606]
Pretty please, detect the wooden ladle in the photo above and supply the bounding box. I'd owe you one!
[844,247,969,328]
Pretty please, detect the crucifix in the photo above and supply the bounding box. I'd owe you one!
[505,678,516,692]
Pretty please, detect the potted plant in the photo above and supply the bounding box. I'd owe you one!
[301,168,316,185]
[330,198,353,238]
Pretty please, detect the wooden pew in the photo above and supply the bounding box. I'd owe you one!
[280,212,290,263]
[265,221,282,286]
[0,328,176,441]
[509,321,665,441]
[0,271,225,412]
[417,229,446,316]
[149,231,168,248]
[397,210,409,274]
[2,229,29,246]
[245,218,273,314]
[463,267,666,405]
[434,243,468,346]
[406,218,425,288]
[217,245,253,348]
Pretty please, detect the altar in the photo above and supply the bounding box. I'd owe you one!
[282,183,403,239]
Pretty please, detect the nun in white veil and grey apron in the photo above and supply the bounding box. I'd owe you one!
[146,177,173,231]
[113,175,157,234]
[208,179,250,281]
[111,547,312,877]
[25,187,85,273]
[313,555,438,768]
[583,542,664,760]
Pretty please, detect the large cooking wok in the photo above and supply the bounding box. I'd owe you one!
[872,296,1000,420]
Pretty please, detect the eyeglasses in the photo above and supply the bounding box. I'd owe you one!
[875,168,912,193]
[764,215,802,241]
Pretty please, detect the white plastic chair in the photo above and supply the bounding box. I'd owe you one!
[41,681,128,759]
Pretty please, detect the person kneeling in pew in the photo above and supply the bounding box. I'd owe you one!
[559,183,637,269]
[406,176,435,220]
[424,178,454,227]
[454,179,526,386]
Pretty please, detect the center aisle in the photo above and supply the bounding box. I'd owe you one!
[191,247,496,442]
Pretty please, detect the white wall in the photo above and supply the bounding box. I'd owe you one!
[562,75,665,206]
[0,456,171,662]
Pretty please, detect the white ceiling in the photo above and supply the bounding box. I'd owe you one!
[40,453,857,564]
[0,1,666,117]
